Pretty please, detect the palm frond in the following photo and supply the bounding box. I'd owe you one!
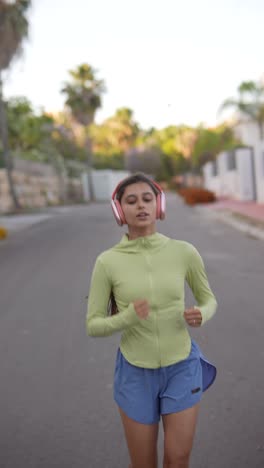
[61,63,105,126]
[0,0,31,71]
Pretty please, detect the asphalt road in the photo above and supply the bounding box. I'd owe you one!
[0,193,263,468]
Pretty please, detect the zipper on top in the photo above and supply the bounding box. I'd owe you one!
[143,250,161,367]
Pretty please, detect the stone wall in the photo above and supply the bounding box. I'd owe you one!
[0,169,84,213]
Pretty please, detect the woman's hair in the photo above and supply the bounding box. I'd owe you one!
[116,172,159,203]
[109,173,159,316]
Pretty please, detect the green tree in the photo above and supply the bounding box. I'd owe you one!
[6,98,83,203]
[0,0,31,209]
[61,64,105,199]
[146,126,195,179]
[50,110,86,163]
[6,96,54,153]
[89,107,139,159]
[191,124,240,170]
[219,80,264,139]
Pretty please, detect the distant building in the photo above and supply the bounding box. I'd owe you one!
[235,119,264,203]
[203,119,264,203]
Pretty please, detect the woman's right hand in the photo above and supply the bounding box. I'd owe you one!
[133,299,150,319]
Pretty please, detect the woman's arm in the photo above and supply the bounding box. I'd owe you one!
[86,257,141,337]
[185,244,218,325]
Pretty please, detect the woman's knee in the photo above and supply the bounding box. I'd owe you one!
[163,447,191,467]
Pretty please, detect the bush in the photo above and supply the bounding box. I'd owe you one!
[0,227,8,239]
[176,187,216,205]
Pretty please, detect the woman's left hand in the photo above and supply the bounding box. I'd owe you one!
[184,307,202,327]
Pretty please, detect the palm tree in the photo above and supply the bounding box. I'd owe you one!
[61,64,105,200]
[0,0,31,210]
[219,80,264,140]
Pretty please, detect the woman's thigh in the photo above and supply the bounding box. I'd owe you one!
[118,406,159,468]
[162,403,200,466]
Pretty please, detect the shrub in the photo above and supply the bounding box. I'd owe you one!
[176,187,216,205]
[0,227,8,239]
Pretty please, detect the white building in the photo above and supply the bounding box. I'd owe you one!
[203,119,264,203]
[235,120,264,203]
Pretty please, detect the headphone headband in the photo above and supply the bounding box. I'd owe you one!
[111,177,163,201]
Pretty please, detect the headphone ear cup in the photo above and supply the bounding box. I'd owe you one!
[115,200,126,225]
[159,192,166,219]
[156,192,166,220]
[156,193,161,219]
[111,200,122,225]
[111,200,126,226]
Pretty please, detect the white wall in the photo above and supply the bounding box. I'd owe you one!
[236,148,256,200]
[82,170,130,201]
[235,120,264,202]
[202,163,212,188]
[108,170,131,196]
[254,140,264,203]
[217,152,230,196]
[81,173,91,201]
[260,141,264,201]
[203,149,255,201]
[202,162,221,194]
[223,170,240,199]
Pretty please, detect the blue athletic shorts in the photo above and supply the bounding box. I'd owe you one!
[113,340,216,424]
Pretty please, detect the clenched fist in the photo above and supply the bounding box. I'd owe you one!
[133,299,150,319]
[184,307,202,327]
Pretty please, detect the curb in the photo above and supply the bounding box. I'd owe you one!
[195,206,264,241]
[0,214,53,235]
[0,204,89,236]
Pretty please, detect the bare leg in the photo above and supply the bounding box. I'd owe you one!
[162,403,199,468]
[117,406,159,468]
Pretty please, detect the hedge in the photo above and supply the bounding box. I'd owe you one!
[177,187,216,205]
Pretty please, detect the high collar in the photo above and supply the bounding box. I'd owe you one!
[113,232,169,253]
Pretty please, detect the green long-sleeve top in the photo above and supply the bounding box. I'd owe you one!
[86,232,217,368]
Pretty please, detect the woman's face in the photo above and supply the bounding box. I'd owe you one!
[120,182,157,228]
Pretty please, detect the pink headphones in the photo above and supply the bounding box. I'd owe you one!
[111,178,166,226]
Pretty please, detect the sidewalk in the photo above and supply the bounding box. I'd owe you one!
[0,204,87,236]
[208,197,264,224]
[196,197,264,240]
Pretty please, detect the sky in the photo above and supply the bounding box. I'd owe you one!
[4,0,264,130]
